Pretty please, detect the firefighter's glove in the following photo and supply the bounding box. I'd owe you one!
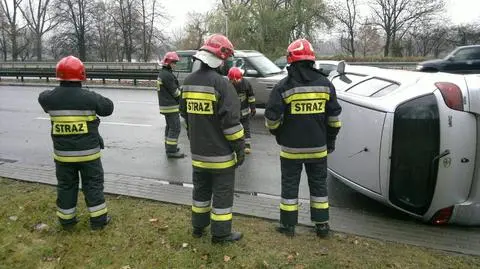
[327,140,335,154]
[250,107,256,117]
[232,140,246,167]
[236,150,245,167]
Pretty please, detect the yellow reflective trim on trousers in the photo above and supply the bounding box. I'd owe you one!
[51,115,97,122]
[280,150,327,159]
[280,203,298,211]
[328,121,342,128]
[53,152,101,163]
[265,120,280,130]
[192,205,211,213]
[211,213,233,221]
[182,92,217,101]
[311,201,329,209]
[225,129,244,141]
[90,207,108,218]
[165,140,178,145]
[160,108,180,113]
[56,211,76,220]
[192,159,236,169]
[283,92,330,104]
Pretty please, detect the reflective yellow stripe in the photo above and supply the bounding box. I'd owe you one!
[283,92,330,104]
[53,152,101,163]
[328,121,342,128]
[182,92,217,101]
[51,115,97,122]
[248,97,256,103]
[311,202,329,209]
[192,205,211,213]
[265,120,280,130]
[280,203,298,211]
[211,213,232,221]
[56,211,76,220]
[225,129,244,141]
[165,140,177,145]
[90,207,108,218]
[280,150,327,159]
[160,108,179,113]
[192,159,237,169]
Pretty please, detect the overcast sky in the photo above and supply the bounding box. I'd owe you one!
[162,0,480,34]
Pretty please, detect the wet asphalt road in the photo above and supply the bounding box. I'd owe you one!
[0,85,411,221]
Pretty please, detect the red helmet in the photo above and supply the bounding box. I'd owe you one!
[286,38,315,64]
[200,34,234,60]
[161,51,180,65]
[56,56,86,81]
[228,67,243,81]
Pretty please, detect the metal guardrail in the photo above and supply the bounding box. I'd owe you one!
[0,61,418,85]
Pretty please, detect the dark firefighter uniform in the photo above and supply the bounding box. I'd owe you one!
[180,65,245,240]
[38,82,114,229]
[232,78,256,148]
[265,61,342,234]
[157,66,183,154]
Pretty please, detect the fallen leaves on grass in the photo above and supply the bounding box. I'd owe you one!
[224,255,231,262]
[9,216,18,221]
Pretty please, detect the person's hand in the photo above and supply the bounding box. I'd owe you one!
[250,107,256,117]
[236,149,245,167]
[327,140,335,154]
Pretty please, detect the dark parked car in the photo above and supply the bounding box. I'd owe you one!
[416,45,480,74]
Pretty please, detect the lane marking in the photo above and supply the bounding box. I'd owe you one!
[119,100,156,105]
[35,117,153,127]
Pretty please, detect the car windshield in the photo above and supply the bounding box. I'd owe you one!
[248,55,283,76]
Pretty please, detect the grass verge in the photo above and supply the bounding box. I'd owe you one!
[1,177,479,269]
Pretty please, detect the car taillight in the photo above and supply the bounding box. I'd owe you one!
[435,82,464,111]
[430,206,454,225]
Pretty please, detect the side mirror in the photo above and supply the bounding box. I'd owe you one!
[337,61,346,75]
[245,69,259,76]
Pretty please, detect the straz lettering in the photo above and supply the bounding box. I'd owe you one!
[53,121,88,135]
[186,99,213,115]
[291,100,326,114]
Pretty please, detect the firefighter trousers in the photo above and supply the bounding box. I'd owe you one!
[191,169,235,237]
[279,158,329,226]
[240,117,251,147]
[55,158,108,227]
[163,112,181,153]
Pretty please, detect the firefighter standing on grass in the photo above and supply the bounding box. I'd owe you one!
[38,56,114,230]
[264,39,342,238]
[227,67,256,154]
[179,34,245,244]
[157,51,185,158]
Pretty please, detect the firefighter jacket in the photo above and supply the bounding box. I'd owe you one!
[233,79,256,118]
[157,66,181,114]
[264,62,342,162]
[38,82,114,163]
[180,64,245,171]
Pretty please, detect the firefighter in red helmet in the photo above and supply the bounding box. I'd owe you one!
[38,56,114,230]
[228,67,256,154]
[265,39,342,238]
[157,51,185,158]
[179,34,245,243]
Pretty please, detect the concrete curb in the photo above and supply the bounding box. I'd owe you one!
[1,162,479,256]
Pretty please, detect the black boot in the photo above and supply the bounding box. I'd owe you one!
[192,227,205,238]
[91,216,112,231]
[315,223,330,238]
[276,224,295,237]
[167,148,185,158]
[61,218,78,230]
[211,231,243,244]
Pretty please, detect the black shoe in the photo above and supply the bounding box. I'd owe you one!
[315,223,330,238]
[192,227,205,238]
[276,224,295,237]
[211,231,243,244]
[166,150,185,158]
[91,216,111,231]
[61,218,78,230]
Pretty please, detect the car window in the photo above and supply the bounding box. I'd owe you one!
[248,55,283,76]
[331,74,366,92]
[346,78,395,97]
[176,55,193,72]
[453,47,480,60]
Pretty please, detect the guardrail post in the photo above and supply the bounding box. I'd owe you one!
[102,78,106,84]
[46,77,49,82]
[134,79,137,86]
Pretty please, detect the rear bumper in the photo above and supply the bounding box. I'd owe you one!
[451,202,480,226]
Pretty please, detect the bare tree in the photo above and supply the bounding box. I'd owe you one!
[138,0,166,62]
[110,0,138,62]
[1,0,25,60]
[356,19,382,57]
[334,0,359,57]
[178,12,209,50]
[19,0,58,60]
[370,0,445,56]
[54,0,95,61]
[0,9,9,60]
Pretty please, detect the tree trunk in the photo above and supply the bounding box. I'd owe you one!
[384,34,391,57]
[36,35,42,61]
